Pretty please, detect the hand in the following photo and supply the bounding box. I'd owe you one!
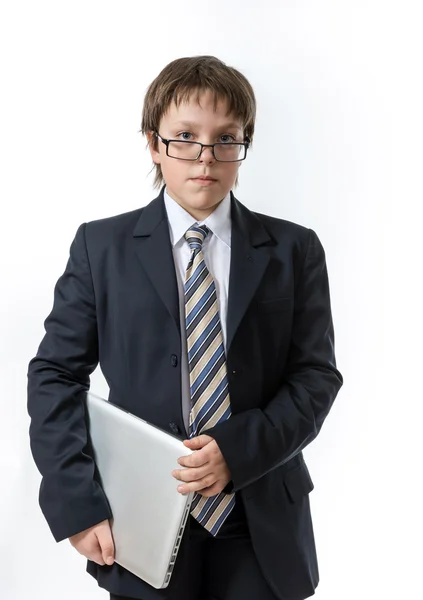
[172,434,231,497]
[69,519,114,566]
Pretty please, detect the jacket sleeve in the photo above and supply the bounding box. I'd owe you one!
[27,223,112,542]
[203,228,344,493]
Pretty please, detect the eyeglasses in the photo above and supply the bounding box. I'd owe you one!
[154,131,250,162]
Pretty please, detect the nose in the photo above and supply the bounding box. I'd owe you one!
[198,144,215,163]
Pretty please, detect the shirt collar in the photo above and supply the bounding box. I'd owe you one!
[164,186,231,248]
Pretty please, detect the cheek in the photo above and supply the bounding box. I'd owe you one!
[161,158,181,178]
[224,164,241,180]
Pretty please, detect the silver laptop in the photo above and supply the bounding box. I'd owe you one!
[85,391,195,589]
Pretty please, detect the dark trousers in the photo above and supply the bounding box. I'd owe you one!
[109,494,277,600]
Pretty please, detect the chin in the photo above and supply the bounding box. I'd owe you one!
[193,195,221,206]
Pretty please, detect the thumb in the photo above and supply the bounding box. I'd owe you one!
[184,434,212,449]
[95,522,115,565]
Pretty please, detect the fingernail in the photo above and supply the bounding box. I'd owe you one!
[106,557,114,565]
[177,486,184,492]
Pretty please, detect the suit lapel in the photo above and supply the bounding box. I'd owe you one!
[132,187,181,337]
[132,187,273,352]
[226,192,272,355]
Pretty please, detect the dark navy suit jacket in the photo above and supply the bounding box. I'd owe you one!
[27,186,343,600]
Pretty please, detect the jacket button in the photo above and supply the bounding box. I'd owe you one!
[171,354,178,367]
[169,422,180,434]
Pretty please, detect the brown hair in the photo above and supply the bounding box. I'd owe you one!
[140,55,257,190]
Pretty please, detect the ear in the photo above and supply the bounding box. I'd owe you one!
[146,131,161,165]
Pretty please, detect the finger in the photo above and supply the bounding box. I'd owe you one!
[179,442,215,468]
[76,538,105,565]
[95,524,115,565]
[178,450,208,468]
[177,475,216,494]
[183,435,213,449]
[89,549,106,566]
[173,466,210,482]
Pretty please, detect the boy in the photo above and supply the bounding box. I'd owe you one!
[27,55,343,600]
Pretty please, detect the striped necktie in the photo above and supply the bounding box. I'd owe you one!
[184,224,236,536]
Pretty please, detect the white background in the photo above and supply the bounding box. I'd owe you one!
[0,1,421,599]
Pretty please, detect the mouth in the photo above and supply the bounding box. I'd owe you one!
[190,176,217,184]
[191,177,217,187]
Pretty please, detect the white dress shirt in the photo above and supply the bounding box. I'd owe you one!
[163,185,232,435]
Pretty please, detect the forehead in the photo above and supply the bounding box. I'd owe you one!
[161,89,243,130]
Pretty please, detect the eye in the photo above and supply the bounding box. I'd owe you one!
[176,131,237,143]
[219,134,236,143]
[177,131,194,141]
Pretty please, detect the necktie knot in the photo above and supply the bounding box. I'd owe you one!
[184,225,210,254]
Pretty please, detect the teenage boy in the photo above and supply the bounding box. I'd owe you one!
[28,55,343,600]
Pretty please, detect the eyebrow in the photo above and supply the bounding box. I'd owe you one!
[171,120,242,130]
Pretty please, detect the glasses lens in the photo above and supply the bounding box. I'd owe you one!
[167,141,247,161]
[214,143,246,161]
[168,141,200,160]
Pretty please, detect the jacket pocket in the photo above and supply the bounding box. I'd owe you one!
[283,462,314,503]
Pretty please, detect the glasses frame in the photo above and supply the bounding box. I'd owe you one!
[154,131,250,162]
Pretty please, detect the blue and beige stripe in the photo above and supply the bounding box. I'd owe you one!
[183,224,236,536]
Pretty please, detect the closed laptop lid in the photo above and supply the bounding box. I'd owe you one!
[85,392,194,588]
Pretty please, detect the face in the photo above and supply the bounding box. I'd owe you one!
[147,89,245,221]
